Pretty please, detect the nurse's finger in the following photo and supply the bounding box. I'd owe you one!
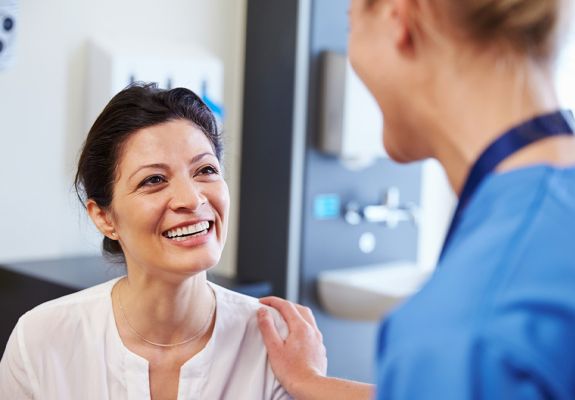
[294,304,319,329]
[259,297,308,330]
[257,308,284,354]
[260,297,318,329]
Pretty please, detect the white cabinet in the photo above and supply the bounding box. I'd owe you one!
[85,38,224,132]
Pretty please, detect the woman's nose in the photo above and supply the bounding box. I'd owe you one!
[169,178,207,212]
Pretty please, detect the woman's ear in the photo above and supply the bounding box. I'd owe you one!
[86,200,117,240]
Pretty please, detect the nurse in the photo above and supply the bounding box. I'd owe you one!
[257,0,575,398]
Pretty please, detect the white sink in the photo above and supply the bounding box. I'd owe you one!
[317,261,433,321]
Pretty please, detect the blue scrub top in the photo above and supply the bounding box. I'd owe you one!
[376,165,575,399]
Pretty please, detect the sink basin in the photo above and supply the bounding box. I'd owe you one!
[317,261,433,321]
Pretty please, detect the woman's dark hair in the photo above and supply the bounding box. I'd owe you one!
[74,82,222,259]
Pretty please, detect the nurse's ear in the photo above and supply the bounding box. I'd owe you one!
[372,0,418,56]
[86,199,118,240]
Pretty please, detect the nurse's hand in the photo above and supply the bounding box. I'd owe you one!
[258,297,374,400]
[257,297,327,397]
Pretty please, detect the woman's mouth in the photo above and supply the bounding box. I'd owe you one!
[162,221,212,241]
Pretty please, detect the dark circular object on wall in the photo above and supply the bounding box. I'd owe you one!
[3,17,14,32]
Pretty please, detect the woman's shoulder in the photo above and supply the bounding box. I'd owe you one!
[3,278,121,392]
[210,283,288,339]
[17,278,119,336]
[25,277,118,313]
[210,283,261,309]
[201,284,290,398]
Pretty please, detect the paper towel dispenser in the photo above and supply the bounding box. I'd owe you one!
[318,51,385,166]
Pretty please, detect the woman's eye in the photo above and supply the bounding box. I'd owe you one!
[140,175,166,187]
[198,165,219,175]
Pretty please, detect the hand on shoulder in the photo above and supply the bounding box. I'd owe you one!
[257,297,327,397]
[257,297,374,400]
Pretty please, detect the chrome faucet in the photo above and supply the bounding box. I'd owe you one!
[344,187,419,228]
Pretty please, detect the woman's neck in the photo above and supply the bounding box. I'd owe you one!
[425,56,564,195]
[114,269,215,346]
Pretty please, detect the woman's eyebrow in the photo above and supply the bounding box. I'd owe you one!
[127,152,216,181]
[128,163,169,181]
[190,152,216,164]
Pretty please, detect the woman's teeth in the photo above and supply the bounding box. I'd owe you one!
[165,221,210,240]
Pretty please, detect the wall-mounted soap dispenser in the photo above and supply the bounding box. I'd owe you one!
[318,51,385,167]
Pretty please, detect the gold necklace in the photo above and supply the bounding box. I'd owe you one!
[117,279,216,348]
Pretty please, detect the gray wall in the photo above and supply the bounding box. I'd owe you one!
[300,0,422,382]
[238,0,422,382]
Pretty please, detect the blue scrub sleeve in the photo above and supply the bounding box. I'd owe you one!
[375,332,557,400]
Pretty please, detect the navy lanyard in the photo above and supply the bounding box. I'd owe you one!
[439,109,575,262]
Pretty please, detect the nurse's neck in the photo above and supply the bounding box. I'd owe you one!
[427,56,574,196]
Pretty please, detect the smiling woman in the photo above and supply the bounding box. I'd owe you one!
[87,120,229,279]
[0,83,290,400]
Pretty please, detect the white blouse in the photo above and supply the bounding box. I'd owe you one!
[0,278,291,400]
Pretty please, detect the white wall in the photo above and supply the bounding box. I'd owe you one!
[417,159,455,269]
[557,26,575,111]
[0,0,246,276]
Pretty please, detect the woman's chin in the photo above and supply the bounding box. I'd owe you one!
[156,252,221,278]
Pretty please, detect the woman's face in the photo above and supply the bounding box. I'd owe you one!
[107,119,229,278]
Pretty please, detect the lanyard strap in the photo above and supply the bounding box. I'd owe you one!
[439,109,575,262]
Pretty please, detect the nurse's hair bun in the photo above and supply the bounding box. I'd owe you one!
[446,0,564,59]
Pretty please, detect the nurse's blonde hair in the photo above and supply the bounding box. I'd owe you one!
[365,0,567,60]
[437,0,565,59]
